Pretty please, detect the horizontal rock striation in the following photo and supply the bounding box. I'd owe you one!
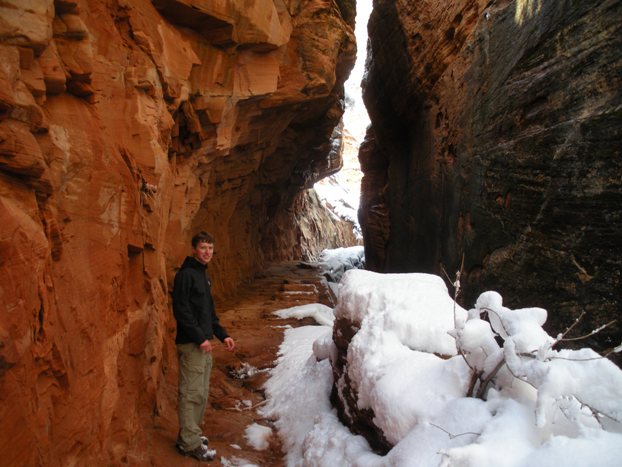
[361,0,621,354]
[0,0,356,465]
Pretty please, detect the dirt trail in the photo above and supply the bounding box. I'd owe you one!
[147,261,335,466]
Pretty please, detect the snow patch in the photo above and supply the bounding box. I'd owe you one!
[244,423,273,451]
[264,266,622,467]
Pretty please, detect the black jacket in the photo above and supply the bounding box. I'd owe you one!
[172,256,229,345]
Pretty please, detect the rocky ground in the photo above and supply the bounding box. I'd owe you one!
[141,261,336,466]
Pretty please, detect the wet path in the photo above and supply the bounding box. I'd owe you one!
[148,261,335,466]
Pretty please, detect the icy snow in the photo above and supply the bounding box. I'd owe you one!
[261,255,622,466]
[314,178,361,238]
[335,269,464,356]
[244,423,272,451]
[274,303,335,327]
[319,246,365,283]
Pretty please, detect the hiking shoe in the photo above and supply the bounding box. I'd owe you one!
[176,435,209,450]
[177,443,216,462]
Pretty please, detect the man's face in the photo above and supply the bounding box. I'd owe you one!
[193,241,214,265]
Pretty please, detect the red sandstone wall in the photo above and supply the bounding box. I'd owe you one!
[0,0,355,464]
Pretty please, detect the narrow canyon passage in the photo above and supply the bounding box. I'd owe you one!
[1,1,620,465]
[143,261,336,466]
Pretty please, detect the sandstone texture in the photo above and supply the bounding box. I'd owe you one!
[361,0,621,353]
[0,0,356,465]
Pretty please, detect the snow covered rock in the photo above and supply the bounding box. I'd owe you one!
[330,269,469,451]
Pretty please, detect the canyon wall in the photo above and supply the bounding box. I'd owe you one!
[0,0,355,464]
[361,0,621,351]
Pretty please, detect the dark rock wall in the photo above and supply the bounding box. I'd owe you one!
[361,0,621,348]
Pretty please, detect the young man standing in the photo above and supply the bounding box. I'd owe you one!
[172,231,235,461]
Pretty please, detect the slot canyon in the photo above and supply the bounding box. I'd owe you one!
[0,0,620,466]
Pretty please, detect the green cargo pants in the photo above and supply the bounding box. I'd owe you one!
[177,342,213,451]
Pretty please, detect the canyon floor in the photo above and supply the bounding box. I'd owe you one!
[141,261,336,466]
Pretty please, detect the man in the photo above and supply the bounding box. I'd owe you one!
[172,231,235,461]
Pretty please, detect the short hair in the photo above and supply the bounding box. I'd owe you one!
[191,231,214,247]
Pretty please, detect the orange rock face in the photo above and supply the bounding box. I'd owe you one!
[0,0,355,464]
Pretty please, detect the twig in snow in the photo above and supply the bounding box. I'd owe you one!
[575,395,621,425]
[224,399,268,412]
[551,312,586,347]
[466,369,482,398]
[557,319,617,343]
[476,358,506,399]
[430,423,481,439]
[478,306,511,338]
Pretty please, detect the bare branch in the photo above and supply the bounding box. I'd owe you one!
[223,400,267,412]
[478,306,511,338]
[460,253,465,278]
[575,396,621,424]
[547,355,609,362]
[551,312,586,347]
[440,264,453,285]
[603,343,622,359]
[558,319,617,342]
[466,369,482,398]
[476,358,506,399]
[430,423,481,439]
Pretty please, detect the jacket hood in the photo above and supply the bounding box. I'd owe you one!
[180,255,207,271]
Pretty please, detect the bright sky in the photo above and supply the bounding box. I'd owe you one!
[343,0,373,142]
[314,0,373,237]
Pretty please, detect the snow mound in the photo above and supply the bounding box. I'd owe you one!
[244,423,272,451]
[335,269,466,355]
[263,270,622,467]
[319,246,365,283]
[274,303,335,327]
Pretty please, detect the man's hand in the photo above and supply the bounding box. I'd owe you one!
[223,337,235,352]
[199,339,213,353]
